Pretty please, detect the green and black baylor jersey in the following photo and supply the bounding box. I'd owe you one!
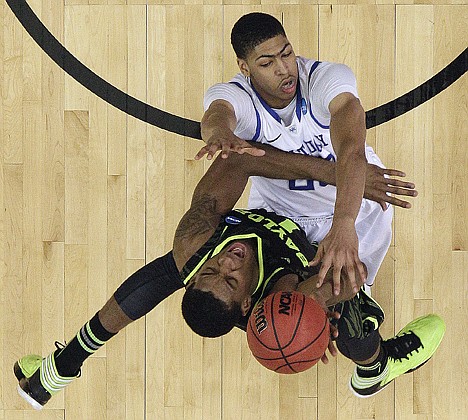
[180,209,319,330]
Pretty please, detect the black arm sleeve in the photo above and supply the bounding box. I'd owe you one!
[113,251,184,321]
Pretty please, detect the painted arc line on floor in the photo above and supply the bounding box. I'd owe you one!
[6,0,468,138]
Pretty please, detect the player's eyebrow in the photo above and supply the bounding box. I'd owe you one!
[255,43,291,61]
[199,267,216,277]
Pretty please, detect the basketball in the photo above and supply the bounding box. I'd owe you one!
[246,291,330,374]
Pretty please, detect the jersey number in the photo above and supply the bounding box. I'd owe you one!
[288,154,336,191]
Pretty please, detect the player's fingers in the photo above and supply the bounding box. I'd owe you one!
[385,184,418,196]
[356,260,367,286]
[221,143,232,159]
[320,353,329,365]
[382,195,412,209]
[206,144,220,160]
[381,168,406,178]
[329,323,339,339]
[316,262,330,288]
[385,178,416,190]
[328,340,338,357]
[309,258,319,267]
[194,146,209,160]
[309,246,324,267]
[346,264,359,294]
[326,310,341,320]
[333,265,343,296]
[243,147,266,157]
[233,142,247,153]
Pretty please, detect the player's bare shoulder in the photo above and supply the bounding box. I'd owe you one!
[172,194,222,269]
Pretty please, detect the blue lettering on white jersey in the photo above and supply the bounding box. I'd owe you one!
[205,57,383,218]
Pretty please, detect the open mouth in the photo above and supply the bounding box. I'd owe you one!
[281,78,296,94]
[226,242,248,259]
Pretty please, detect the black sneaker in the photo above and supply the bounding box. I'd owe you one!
[14,343,80,410]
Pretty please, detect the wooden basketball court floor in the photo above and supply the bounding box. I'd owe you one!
[1,1,466,419]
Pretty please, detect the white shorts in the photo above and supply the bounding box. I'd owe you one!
[290,205,392,285]
[249,196,393,286]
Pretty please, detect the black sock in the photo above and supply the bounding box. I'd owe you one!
[357,341,388,375]
[54,312,116,377]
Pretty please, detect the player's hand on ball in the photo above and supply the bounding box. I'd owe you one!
[320,339,338,365]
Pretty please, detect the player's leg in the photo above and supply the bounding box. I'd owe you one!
[14,300,123,410]
[333,289,445,398]
[14,251,183,410]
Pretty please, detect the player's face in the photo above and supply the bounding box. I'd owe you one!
[238,35,298,109]
[189,241,259,315]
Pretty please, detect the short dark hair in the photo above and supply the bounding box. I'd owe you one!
[181,285,243,338]
[231,12,286,60]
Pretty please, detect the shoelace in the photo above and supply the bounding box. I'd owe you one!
[53,341,82,378]
[54,341,65,351]
[384,331,424,362]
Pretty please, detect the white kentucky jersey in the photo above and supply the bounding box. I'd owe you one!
[204,57,385,220]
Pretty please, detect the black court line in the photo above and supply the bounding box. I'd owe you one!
[6,0,202,139]
[366,49,467,128]
[6,0,468,138]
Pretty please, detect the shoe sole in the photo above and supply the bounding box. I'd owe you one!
[17,385,44,410]
[348,377,391,399]
[349,358,431,398]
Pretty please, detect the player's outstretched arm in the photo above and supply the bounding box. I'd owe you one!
[197,100,265,160]
[173,150,254,267]
[310,93,367,296]
[224,142,418,209]
[199,99,417,209]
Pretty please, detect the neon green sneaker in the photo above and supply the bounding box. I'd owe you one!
[14,343,80,410]
[350,314,445,398]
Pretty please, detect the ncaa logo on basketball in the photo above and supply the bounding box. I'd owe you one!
[278,291,292,315]
[253,300,268,334]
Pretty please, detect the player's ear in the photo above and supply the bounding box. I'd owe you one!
[237,58,250,77]
[240,295,252,316]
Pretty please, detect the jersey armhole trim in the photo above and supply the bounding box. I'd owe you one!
[229,81,261,142]
[308,103,330,129]
[307,60,321,84]
[307,61,330,129]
